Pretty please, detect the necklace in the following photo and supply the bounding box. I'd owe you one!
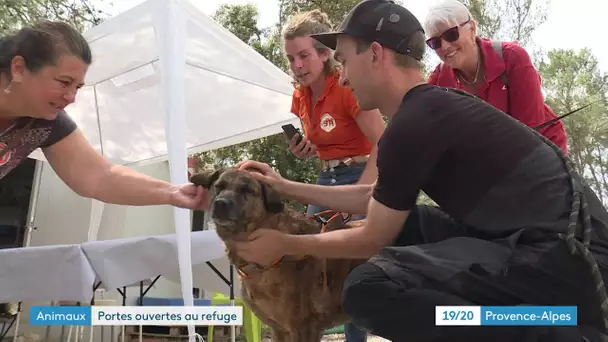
[459,50,481,84]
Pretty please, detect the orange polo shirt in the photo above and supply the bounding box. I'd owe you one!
[290,72,372,161]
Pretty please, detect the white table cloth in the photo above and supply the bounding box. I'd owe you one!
[0,244,96,302]
[0,231,226,303]
[81,230,226,290]
[164,254,242,298]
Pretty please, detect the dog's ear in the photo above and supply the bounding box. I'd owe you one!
[190,168,225,189]
[260,183,284,213]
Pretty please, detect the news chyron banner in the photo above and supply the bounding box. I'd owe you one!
[436,306,577,326]
[30,306,243,326]
[30,304,578,327]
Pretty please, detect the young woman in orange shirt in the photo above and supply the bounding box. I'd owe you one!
[279,10,386,342]
[281,9,385,216]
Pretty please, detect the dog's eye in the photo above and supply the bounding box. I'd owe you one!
[238,185,252,194]
[214,181,227,191]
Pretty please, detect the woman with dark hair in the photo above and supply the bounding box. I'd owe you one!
[0,21,206,210]
[423,0,569,154]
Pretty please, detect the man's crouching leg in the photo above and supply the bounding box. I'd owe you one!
[341,258,605,342]
[341,261,477,341]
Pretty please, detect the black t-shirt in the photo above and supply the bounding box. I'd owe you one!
[373,84,573,234]
[0,111,77,180]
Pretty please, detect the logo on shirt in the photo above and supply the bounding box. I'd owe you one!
[0,143,13,166]
[320,113,336,133]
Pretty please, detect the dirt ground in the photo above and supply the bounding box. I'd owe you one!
[321,334,388,341]
[259,330,392,341]
[259,333,389,341]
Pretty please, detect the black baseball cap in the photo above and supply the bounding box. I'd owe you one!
[310,0,425,60]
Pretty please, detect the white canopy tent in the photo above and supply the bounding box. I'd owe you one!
[29,0,298,165]
[20,0,299,341]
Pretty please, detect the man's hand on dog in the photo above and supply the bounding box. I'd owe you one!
[236,160,286,191]
[234,228,290,266]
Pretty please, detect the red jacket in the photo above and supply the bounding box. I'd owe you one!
[428,37,568,154]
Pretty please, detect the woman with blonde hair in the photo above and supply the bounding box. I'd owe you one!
[423,0,568,154]
[279,9,386,342]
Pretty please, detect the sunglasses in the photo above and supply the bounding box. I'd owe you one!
[425,20,470,50]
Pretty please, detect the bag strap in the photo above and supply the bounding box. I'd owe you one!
[491,40,504,59]
[491,40,509,88]
[0,119,35,160]
[489,40,511,115]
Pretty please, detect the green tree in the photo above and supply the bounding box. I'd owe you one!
[502,0,549,46]
[539,48,608,203]
[278,0,362,26]
[0,0,108,33]
[460,0,502,39]
[212,4,261,44]
[459,0,549,49]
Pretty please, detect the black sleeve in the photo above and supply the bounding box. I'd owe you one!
[372,106,450,211]
[39,111,78,148]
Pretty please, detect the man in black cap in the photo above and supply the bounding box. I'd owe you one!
[234,0,608,340]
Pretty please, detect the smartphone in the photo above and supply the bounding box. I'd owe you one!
[281,124,303,145]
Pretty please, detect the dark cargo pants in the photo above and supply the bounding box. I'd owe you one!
[341,205,608,342]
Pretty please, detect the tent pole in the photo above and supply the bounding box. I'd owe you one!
[23,159,43,248]
[155,0,197,341]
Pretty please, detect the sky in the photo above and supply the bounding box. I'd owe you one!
[100,0,608,72]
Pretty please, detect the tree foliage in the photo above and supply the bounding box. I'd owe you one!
[459,0,549,48]
[539,48,608,203]
[212,4,262,45]
[0,0,109,34]
[277,0,364,26]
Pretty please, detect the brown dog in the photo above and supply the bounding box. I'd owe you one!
[190,167,366,342]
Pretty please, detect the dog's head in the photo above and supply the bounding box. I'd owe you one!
[190,167,284,238]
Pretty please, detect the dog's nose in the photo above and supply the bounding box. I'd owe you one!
[214,197,230,212]
[211,197,233,219]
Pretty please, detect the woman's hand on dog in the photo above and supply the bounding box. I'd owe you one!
[170,183,210,211]
[234,229,289,266]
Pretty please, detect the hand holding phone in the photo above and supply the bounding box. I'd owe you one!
[281,124,316,158]
[281,124,303,145]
